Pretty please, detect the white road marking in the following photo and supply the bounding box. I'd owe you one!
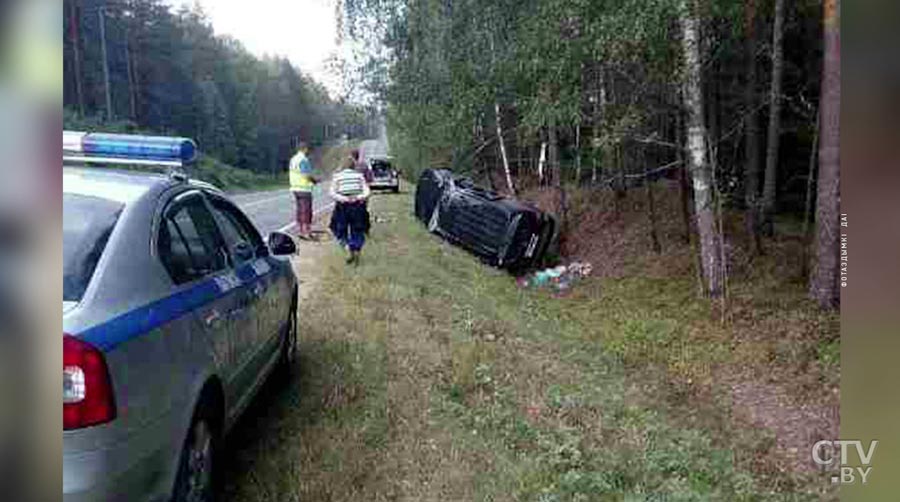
[239,192,290,209]
[276,201,335,234]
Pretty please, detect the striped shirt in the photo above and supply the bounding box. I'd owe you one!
[332,168,367,197]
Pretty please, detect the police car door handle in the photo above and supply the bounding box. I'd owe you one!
[204,309,222,327]
[229,305,248,318]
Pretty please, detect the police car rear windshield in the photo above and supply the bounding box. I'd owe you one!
[64,194,123,302]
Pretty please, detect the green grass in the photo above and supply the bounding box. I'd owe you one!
[220,189,838,501]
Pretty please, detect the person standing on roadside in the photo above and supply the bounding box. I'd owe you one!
[288,142,317,239]
[329,157,371,265]
[350,148,373,235]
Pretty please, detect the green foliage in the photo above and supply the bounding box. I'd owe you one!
[64,107,150,134]
[191,156,285,191]
[349,0,823,218]
[63,0,376,176]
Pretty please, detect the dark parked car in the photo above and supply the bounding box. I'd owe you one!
[415,169,556,271]
[368,156,400,192]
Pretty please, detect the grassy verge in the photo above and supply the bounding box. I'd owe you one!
[222,188,837,501]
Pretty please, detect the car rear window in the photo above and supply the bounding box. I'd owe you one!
[63,194,124,302]
[371,160,392,174]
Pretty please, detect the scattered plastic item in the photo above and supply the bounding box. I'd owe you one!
[516,261,593,295]
[531,270,552,287]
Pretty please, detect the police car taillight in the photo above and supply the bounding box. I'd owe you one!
[64,334,116,430]
[63,131,197,166]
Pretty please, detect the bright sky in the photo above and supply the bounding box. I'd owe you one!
[168,0,343,97]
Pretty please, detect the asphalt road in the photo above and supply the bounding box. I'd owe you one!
[233,137,388,235]
[231,184,332,236]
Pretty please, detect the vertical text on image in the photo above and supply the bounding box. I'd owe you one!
[840,213,847,288]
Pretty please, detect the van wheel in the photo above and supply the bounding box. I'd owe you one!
[172,402,219,502]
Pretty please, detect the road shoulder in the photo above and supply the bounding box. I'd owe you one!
[290,214,335,303]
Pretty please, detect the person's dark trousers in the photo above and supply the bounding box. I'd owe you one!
[330,201,368,251]
[329,202,344,244]
[363,200,371,235]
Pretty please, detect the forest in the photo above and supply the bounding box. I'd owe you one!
[344,0,840,309]
[63,0,377,176]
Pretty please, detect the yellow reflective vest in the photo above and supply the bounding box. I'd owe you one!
[289,151,314,192]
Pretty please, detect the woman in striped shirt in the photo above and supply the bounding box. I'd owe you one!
[329,157,371,264]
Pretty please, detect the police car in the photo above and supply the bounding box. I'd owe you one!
[63,131,299,501]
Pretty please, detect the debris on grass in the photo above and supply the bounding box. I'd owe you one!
[517,262,594,297]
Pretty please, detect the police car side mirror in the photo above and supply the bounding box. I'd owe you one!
[268,231,297,256]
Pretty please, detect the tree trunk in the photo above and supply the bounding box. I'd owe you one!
[125,25,138,122]
[802,108,820,278]
[488,30,514,195]
[68,0,85,117]
[743,0,762,254]
[592,68,606,185]
[644,150,661,253]
[538,140,547,185]
[706,44,719,174]
[574,123,582,185]
[681,0,723,297]
[548,119,559,187]
[613,144,622,217]
[761,0,786,235]
[494,103,515,195]
[810,0,840,309]
[711,127,730,315]
[98,7,114,121]
[676,110,692,244]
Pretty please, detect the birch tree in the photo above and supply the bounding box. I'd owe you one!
[680,0,723,297]
[488,28,516,195]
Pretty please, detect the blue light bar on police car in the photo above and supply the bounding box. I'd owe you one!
[63,131,198,167]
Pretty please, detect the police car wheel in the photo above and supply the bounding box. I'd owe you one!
[277,291,298,379]
[172,403,219,502]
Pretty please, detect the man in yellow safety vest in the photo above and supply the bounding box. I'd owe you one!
[289,142,318,239]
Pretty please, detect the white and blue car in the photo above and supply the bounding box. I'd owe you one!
[63,132,299,501]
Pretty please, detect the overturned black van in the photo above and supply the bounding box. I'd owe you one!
[415,169,556,271]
